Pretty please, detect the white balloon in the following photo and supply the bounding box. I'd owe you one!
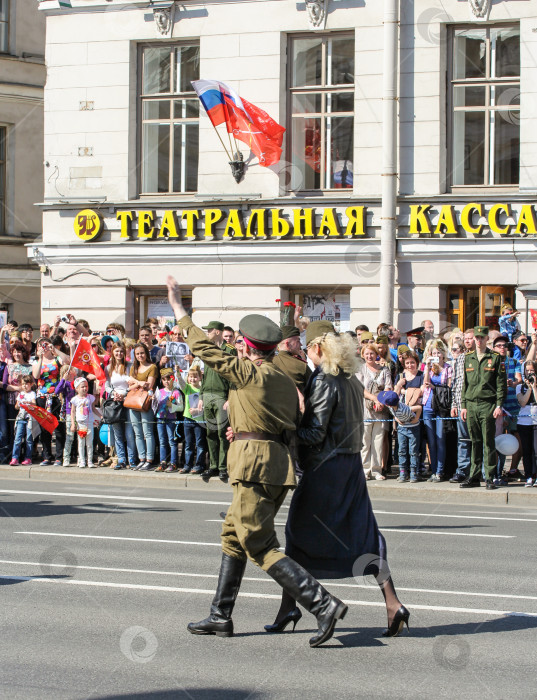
[495,433,519,456]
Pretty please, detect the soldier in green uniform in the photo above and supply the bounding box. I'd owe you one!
[460,326,507,490]
[199,321,237,483]
[273,325,312,394]
[166,276,348,648]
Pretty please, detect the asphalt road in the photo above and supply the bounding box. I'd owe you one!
[1,477,536,700]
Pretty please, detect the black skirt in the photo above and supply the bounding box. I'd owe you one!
[285,452,381,579]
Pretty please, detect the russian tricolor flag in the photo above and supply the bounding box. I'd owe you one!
[191,79,250,129]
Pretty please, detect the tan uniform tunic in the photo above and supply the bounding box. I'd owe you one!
[178,316,299,570]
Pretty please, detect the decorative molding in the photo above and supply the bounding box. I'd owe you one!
[305,0,328,30]
[468,0,492,21]
[153,4,175,37]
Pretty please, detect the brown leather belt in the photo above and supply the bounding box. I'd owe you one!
[234,431,284,444]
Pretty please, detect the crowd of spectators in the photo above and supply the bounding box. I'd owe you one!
[0,302,536,488]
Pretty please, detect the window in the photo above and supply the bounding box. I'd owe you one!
[289,34,354,191]
[0,127,5,233]
[139,44,200,194]
[450,26,520,187]
[0,0,8,54]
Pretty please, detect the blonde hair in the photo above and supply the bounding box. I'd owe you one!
[297,316,310,332]
[187,366,202,381]
[361,342,379,359]
[310,332,359,376]
[423,338,448,375]
[59,364,73,379]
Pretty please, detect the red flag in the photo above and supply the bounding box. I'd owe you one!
[530,309,537,330]
[71,337,106,382]
[20,402,59,434]
[224,97,285,167]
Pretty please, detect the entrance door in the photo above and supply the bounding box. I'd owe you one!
[447,286,515,332]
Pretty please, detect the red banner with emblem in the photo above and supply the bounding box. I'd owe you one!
[530,309,537,330]
[70,337,106,382]
[20,402,59,434]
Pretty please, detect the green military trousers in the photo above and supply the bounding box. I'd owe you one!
[203,395,229,473]
[466,400,497,481]
[221,481,290,571]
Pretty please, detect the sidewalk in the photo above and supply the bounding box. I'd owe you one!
[1,464,535,505]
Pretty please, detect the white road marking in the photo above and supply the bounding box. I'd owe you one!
[206,519,514,538]
[375,510,537,523]
[15,525,513,544]
[373,528,513,539]
[14,532,222,546]
[1,574,536,618]
[0,488,233,507]
[2,559,537,602]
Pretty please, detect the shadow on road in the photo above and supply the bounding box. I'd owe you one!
[91,689,265,700]
[409,613,537,638]
[0,574,71,586]
[0,501,180,518]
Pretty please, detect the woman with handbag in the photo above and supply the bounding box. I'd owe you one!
[357,344,393,480]
[422,339,453,482]
[127,343,158,470]
[104,343,137,470]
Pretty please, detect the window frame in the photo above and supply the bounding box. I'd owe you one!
[447,23,520,192]
[0,0,9,55]
[137,42,200,197]
[0,126,6,234]
[287,31,355,194]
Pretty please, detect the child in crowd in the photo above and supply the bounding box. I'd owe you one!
[10,375,36,466]
[154,368,183,472]
[55,365,77,466]
[70,377,101,468]
[499,304,521,342]
[175,365,207,475]
[393,351,424,483]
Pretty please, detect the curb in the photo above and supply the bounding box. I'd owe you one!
[2,465,536,504]
[367,480,537,506]
[0,464,231,492]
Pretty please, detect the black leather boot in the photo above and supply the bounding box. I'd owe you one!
[267,557,348,647]
[187,554,247,637]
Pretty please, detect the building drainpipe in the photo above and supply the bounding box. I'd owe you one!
[379,0,399,325]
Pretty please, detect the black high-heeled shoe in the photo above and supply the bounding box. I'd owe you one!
[382,606,410,637]
[264,607,302,633]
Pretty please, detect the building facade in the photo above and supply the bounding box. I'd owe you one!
[0,0,45,327]
[34,0,537,336]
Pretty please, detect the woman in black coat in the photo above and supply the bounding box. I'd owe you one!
[265,321,409,638]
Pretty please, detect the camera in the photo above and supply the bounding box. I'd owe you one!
[527,373,536,384]
[430,357,440,364]
[61,316,70,323]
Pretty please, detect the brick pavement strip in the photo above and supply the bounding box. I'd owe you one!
[0,464,535,505]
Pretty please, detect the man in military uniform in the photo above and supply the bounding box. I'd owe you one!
[273,325,312,394]
[199,320,237,483]
[460,326,507,490]
[405,327,424,362]
[166,276,348,648]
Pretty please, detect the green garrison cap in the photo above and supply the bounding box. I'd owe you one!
[202,321,225,331]
[474,326,489,337]
[281,325,300,340]
[376,335,389,345]
[306,320,336,346]
[239,314,282,350]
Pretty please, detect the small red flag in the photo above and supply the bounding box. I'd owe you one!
[530,309,537,330]
[225,97,285,167]
[20,402,59,434]
[71,337,106,382]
